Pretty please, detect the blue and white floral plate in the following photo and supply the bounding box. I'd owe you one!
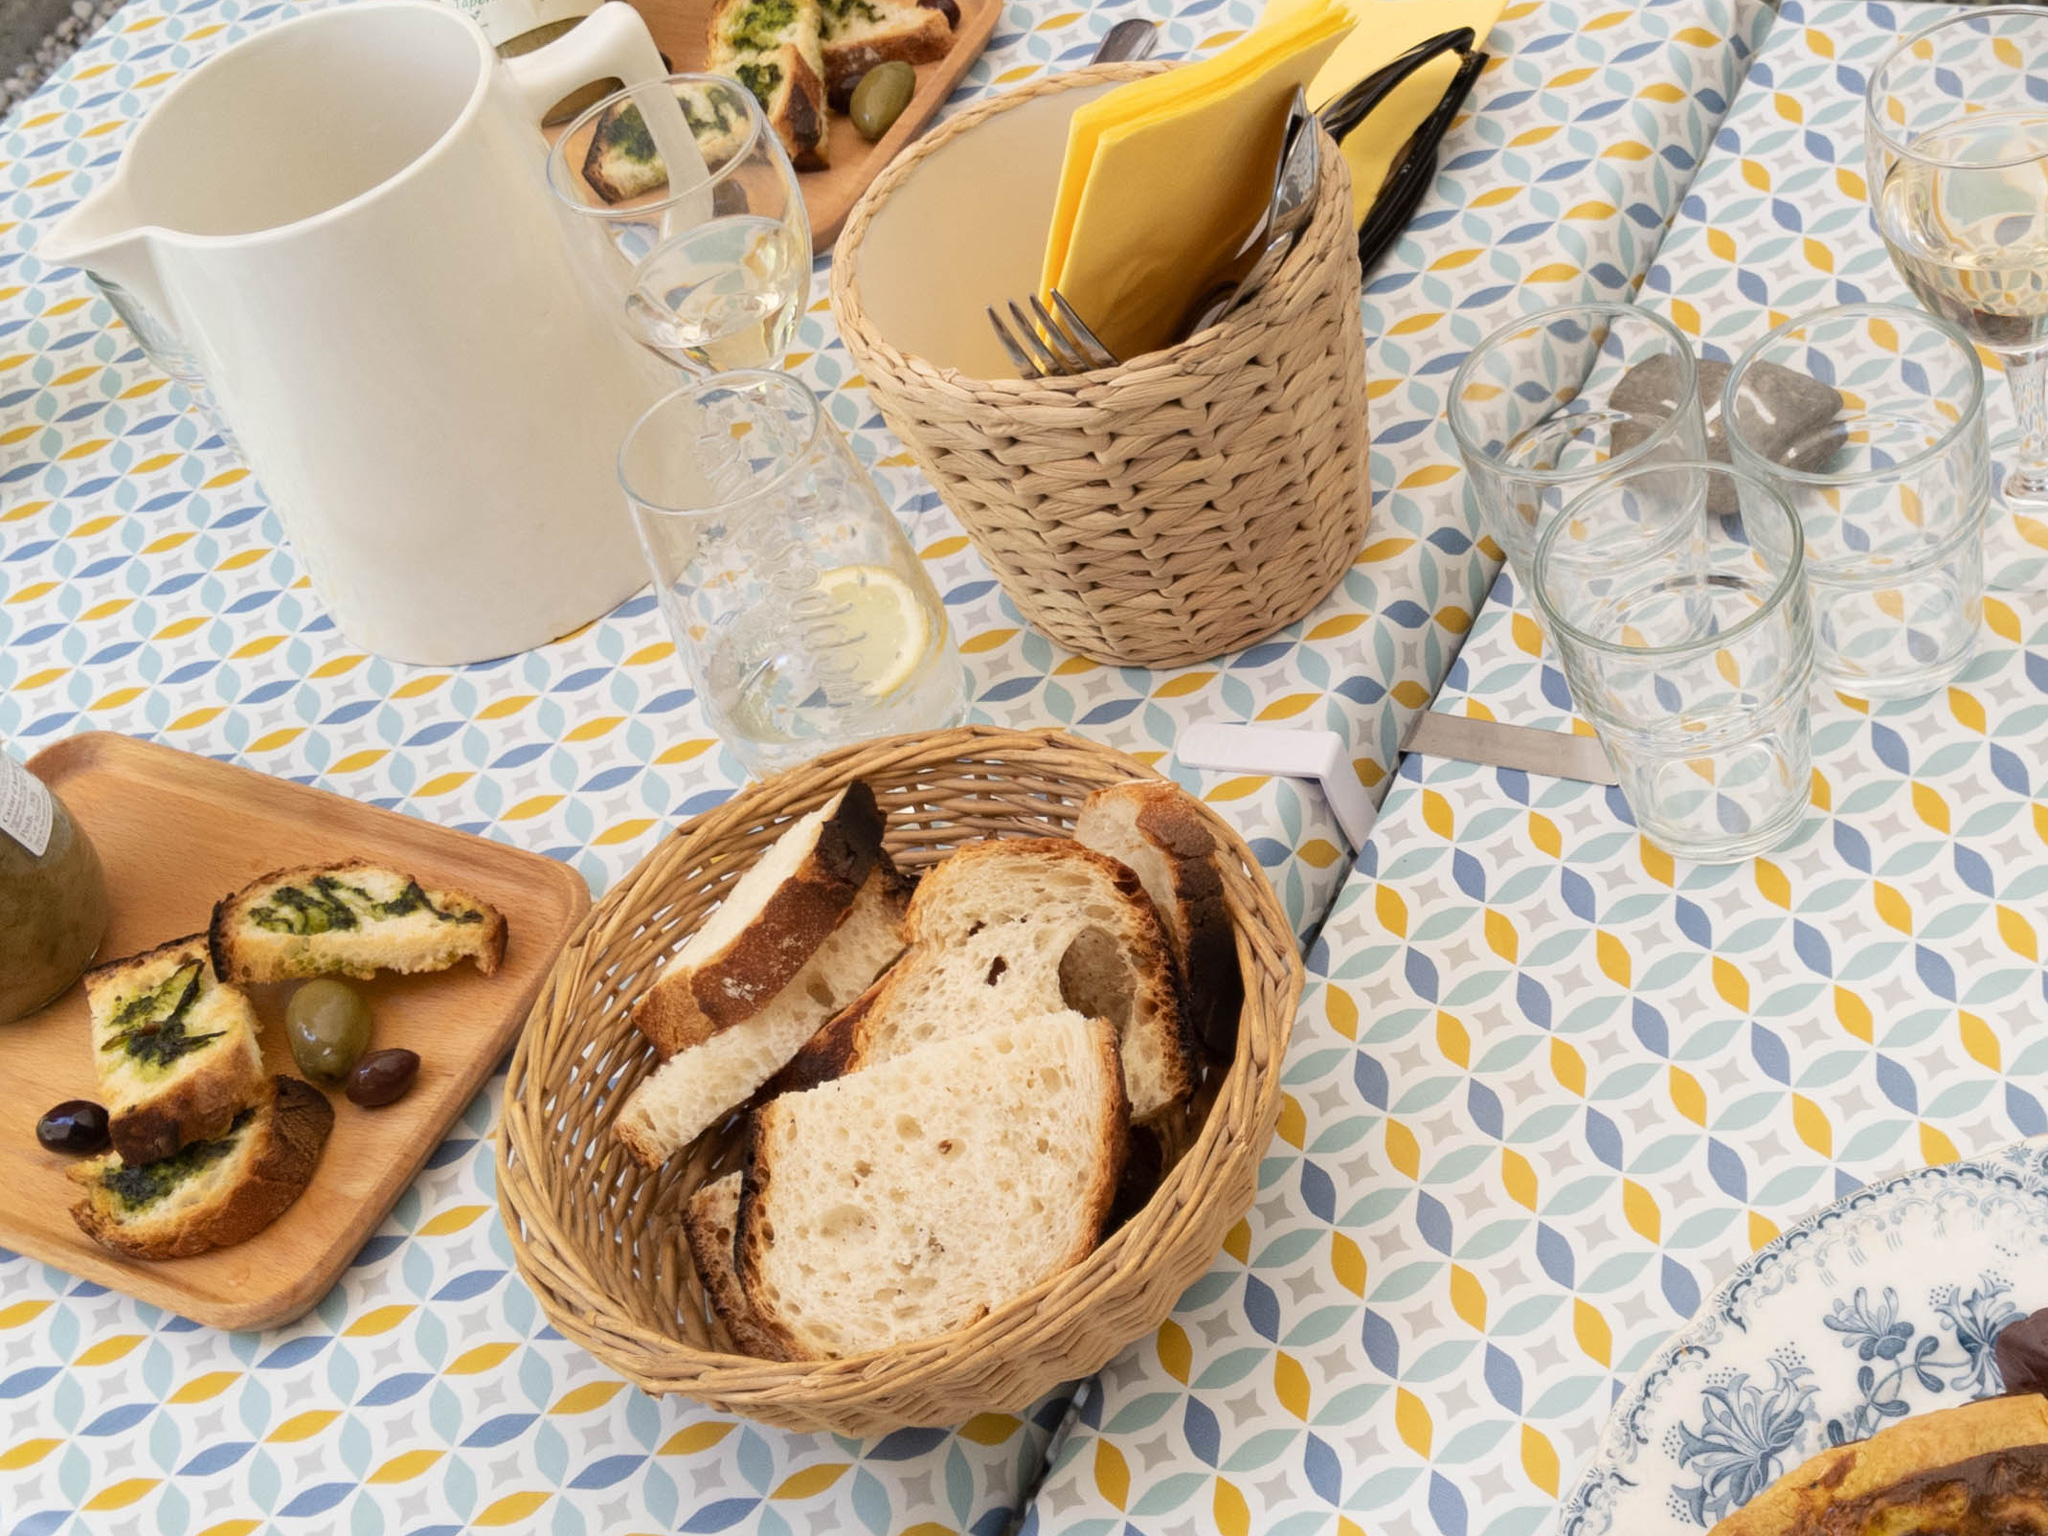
[1558,1138,2048,1536]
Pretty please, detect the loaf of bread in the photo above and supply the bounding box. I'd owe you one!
[631,782,887,1057]
[209,860,505,984]
[775,838,1194,1119]
[708,0,830,169]
[735,1011,1127,1358]
[70,1076,334,1260]
[615,862,910,1167]
[1076,781,1241,1060]
[85,935,267,1166]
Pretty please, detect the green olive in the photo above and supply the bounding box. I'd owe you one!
[285,979,374,1086]
[850,62,916,143]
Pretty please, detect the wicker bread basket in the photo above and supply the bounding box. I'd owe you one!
[496,726,1302,1433]
[831,63,1372,670]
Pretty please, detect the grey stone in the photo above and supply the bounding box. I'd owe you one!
[1609,352,1843,514]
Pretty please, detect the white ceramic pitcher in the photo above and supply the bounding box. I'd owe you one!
[43,1,685,664]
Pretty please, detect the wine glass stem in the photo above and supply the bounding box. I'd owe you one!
[2001,347,2048,506]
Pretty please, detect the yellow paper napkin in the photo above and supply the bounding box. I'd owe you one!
[1286,0,1506,227]
[1042,0,1352,360]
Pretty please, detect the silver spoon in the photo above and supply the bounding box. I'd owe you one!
[1178,88,1318,340]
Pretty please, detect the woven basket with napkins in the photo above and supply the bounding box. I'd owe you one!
[831,0,1504,667]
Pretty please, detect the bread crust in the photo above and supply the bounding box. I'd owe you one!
[85,930,211,991]
[71,1076,334,1260]
[631,784,887,1057]
[682,1175,790,1360]
[209,859,506,984]
[779,46,829,170]
[756,973,885,1101]
[1710,1395,2048,1535]
[1080,781,1243,1061]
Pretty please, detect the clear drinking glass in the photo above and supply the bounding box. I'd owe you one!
[1866,8,2048,511]
[619,371,965,774]
[547,74,811,372]
[1532,462,1814,863]
[1725,303,1988,700]
[1447,303,1708,587]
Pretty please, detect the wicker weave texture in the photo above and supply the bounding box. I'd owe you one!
[831,65,1373,669]
[495,726,1303,1434]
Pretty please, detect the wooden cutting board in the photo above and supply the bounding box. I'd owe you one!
[627,0,1001,249]
[1,734,591,1332]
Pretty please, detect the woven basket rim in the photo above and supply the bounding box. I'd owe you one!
[494,725,1303,1419]
[831,61,1347,394]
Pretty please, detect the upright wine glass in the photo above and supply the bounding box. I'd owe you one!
[1866,8,2048,515]
[547,74,811,372]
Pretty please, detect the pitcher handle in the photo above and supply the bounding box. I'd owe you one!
[501,2,666,119]
[504,2,712,225]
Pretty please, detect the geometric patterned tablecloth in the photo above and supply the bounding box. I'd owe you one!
[1028,9,2048,1533]
[1,1,1764,1532]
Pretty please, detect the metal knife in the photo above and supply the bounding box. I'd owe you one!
[1402,711,1619,786]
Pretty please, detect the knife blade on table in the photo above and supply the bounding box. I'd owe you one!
[1402,711,1620,786]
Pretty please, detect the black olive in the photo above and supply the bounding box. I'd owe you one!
[346,1049,421,1108]
[37,1099,110,1155]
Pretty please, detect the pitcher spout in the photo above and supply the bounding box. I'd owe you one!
[43,171,194,381]
[43,172,175,330]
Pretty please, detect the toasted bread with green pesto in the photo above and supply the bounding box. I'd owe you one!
[70,1076,333,1261]
[818,0,953,97]
[85,934,266,1166]
[707,0,829,169]
[208,860,505,985]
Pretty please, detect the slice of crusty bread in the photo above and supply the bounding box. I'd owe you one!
[581,99,669,204]
[736,1011,1127,1359]
[614,863,910,1168]
[789,838,1193,1119]
[70,1076,334,1260]
[209,861,505,985]
[818,0,953,94]
[1075,781,1242,1061]
[707,0,830,170]
[85,935,267,1166]
[632,782,885,1058]
[683,1171,789,1358]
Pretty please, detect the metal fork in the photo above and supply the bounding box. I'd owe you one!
[982,20,1153,379]
[985,291,1119,379]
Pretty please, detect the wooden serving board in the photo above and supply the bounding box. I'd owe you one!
[627,0,1001,250]
[1,734,590,1332]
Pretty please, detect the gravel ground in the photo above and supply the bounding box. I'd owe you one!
[3,0,129,117]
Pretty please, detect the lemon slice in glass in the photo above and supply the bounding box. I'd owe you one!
[817,564,931,697]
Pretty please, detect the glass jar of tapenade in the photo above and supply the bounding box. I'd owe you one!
[0,749,110,1024]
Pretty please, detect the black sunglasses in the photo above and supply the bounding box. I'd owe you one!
[1318,27,1489,278]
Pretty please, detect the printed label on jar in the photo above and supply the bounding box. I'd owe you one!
[447,0,587,47]
[0,754,53,859]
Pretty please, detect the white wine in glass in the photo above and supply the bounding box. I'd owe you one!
[625,213,809,372]
[1875,113,2048,354]
[545,74,813,375]
[1867,7,2048,511]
